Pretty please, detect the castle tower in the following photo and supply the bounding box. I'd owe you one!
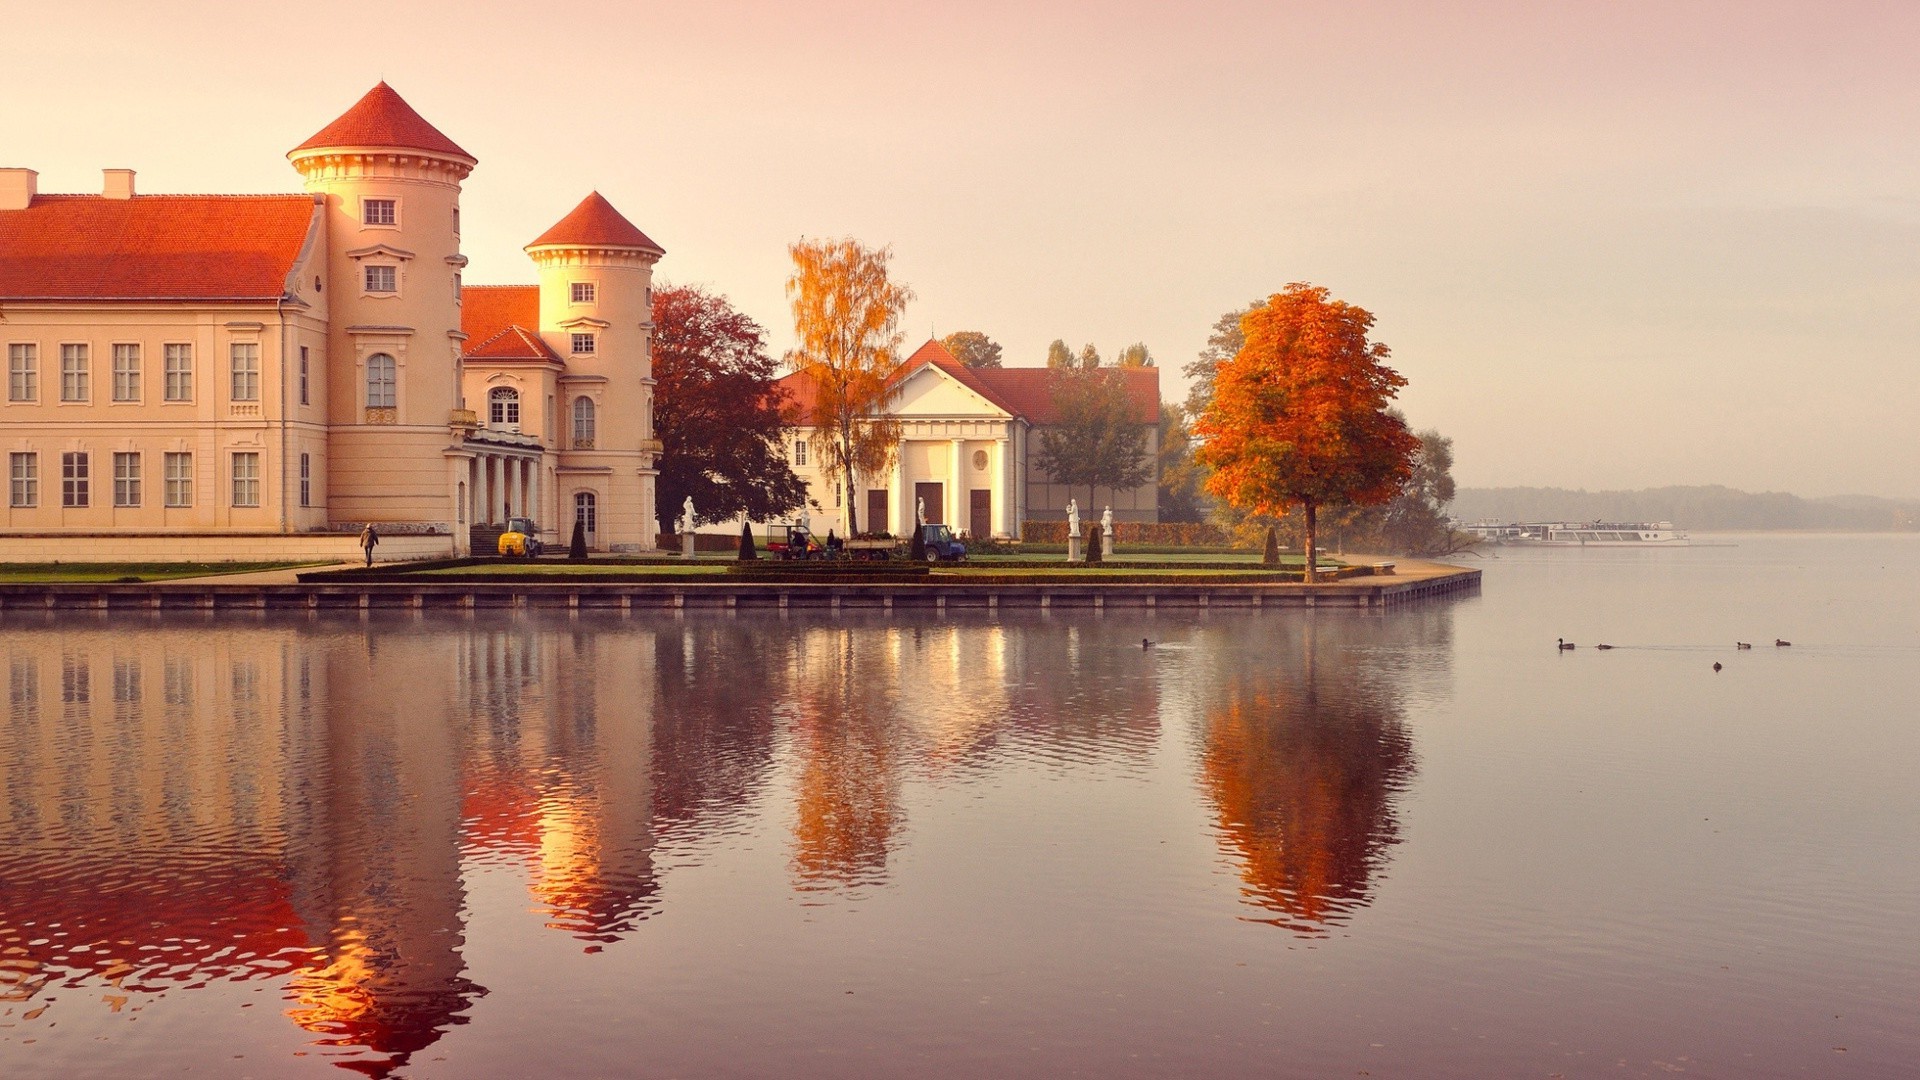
[289,83,475,529]
[528,193,663,552]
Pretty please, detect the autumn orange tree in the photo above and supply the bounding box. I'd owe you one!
[1194,283,1419,582]
[787,238,915,534]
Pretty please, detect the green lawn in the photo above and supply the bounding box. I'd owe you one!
[0,561,321,583]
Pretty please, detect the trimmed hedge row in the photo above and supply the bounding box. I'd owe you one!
[1019,521,1232,545]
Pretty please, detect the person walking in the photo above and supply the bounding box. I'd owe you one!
[359,523,380,567]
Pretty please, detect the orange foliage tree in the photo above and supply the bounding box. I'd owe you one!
[786,238,915,535]
[1194,284,1419,582]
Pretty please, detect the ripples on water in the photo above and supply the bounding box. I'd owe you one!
[2,536,1916,1078]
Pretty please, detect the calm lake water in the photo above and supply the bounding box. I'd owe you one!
[2,535,1916,1078]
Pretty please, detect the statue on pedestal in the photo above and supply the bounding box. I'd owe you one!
[681,496,696,535]
[1066,499,1080,537]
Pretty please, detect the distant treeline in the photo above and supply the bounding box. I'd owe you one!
[1451,485,1920,532]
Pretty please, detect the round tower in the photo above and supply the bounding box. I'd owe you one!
[528,192,664,552]
[289,82,476,530]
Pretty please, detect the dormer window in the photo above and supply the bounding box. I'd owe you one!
[571,333,596,356]
[363,199,397,226]
[365,265,396,294]
[571,282,596,304]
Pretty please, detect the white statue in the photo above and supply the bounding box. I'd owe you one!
[681,496,696,534]
[916,497,926,526]
[1066,499,1080,537]
[1101,506,1114,537]
[798,508,811,534]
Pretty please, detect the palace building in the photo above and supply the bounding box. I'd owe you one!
[775,338,1159,540]
[0,83,663,559]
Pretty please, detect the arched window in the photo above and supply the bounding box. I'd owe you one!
[488,386,520,430]
[366,353,396,409]
[572,396,596,447]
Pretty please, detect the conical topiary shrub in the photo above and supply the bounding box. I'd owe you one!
[1084,523,1103,564]
[909,523,927,562]
[738,520,758,561]
[1263,526,1280,567]
[569,519,588,561]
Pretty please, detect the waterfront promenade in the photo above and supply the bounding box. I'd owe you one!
[0,557,1478,613]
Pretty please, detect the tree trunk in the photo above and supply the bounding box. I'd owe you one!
[844,456,858,535]
[1303,499,1318,584]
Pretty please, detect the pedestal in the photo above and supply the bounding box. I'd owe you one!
[682,533,695,558]
[1068,533,1082,562]
[1102,530,1114,558]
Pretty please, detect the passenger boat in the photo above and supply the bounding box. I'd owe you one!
[1459,521,1691,546]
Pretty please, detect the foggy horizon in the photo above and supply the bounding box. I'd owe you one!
[4,0,1913,499]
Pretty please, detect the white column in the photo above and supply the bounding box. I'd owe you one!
[485,457,498,523]
[892,447,908,536]
[527,458,541,533]
[470,458,482,527]
[949,438,963,531]
[509,459,524,520]
[992,438,1007,537]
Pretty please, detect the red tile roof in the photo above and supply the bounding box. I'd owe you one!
[0,194,320,301]
[774,338,1159,425]
[972,364,1161,425]
[528,192,663,254]
[290,81,473,162]
[459,285,553,361]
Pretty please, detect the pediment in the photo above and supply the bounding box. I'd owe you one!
[344,243,416,262]
[887,363,1011,419]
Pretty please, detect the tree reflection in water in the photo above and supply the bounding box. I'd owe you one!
[1196,610,1447,935]
[786,625,908,894]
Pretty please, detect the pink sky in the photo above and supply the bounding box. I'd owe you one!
[4,0,1916,496]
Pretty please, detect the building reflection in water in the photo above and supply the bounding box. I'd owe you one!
[0,606,1435,1072]
[1194,609,1447,935]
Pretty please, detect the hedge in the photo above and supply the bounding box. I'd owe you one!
[1020,521,1232,546]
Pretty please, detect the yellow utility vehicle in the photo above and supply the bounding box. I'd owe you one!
[497,517,544,558]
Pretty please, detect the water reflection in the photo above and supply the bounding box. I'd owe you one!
[1194,611,1446,934]
[0,607,1447,1074]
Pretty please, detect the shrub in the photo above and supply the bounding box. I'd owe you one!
[1020,520,1231,546]
[738,521,758,561]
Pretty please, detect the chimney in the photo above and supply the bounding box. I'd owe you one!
[103,168,136,200]
[0,168,36,210]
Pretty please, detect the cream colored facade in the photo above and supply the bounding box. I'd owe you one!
[0,83,661,557]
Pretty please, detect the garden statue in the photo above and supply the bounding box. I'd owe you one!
[917,497,926,526]
[1101,506,1115,557]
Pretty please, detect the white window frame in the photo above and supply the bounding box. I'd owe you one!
[112,451,141,508]
[61,451,88,508]
[9,452,37,508]
[366,353,397,410]
[8,343,37,402]
[231,452,260,508]
[299,346,310,406]
[364,264,398,295]
[570,332,596,356]
[163,343,193,402]
[229,343,260,402]
[362,197,398,227]
[299,453,311,508]
[488,386,521,429]
[112,343,141,403]
[793,439,808,467]
[570,281,596,305]
[164,452,193,508]
[60,343,89,403]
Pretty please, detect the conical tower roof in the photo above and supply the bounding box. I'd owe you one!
[290,82,473,162]
[527,192,663,255]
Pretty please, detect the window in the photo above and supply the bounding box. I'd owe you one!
[113,452,141,507]
[229,343,259,401]
[833,482,841,508]
[164,453,193,507]
[574,491,597,533]
[793,439,808,467]
[60,344,89,402]
[366,353,396,409]
[299,346,310,405]
[572,396,596,446]
[571,282,596,304]
[164,344,193,401]
[112,344,141,402]
[570,333,595,355]
[299,453,311,508]
[231,452,259,507]
[365,265,396,294]
[61,452,88,507]
[452,205,461,234]
[363,198,396,226]
[453,272,462,305]
[488,386,520,428]
[9,453,36,507]
[8,344,37,401]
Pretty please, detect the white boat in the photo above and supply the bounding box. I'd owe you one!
[1459,520,1691,547]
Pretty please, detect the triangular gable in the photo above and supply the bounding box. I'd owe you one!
[886,360,1015,420]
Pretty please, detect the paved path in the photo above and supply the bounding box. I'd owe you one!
[165,562,361,586]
